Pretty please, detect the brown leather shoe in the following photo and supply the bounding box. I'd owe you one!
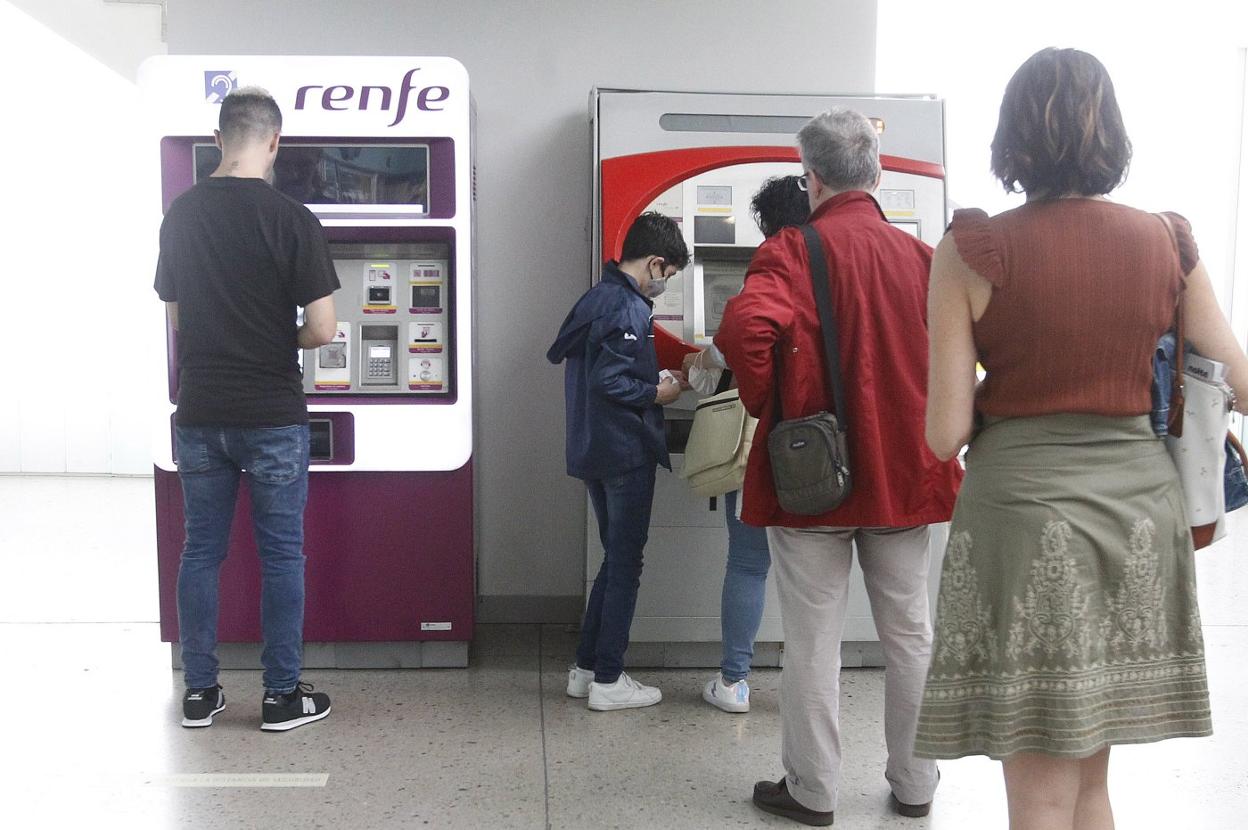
[889,792,932,818]
[752,778,835,826]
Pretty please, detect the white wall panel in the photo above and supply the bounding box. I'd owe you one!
[0,395,21,471]
[2,1,165,475]
[16,397,66,473]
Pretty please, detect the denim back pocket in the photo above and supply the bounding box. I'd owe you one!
[242,425,309,485]
[173,426,213,473]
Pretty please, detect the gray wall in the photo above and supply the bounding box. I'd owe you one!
[167,0,878,620]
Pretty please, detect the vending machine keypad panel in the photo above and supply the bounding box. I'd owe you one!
[304,241,452,397]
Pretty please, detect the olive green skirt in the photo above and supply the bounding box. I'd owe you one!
[915,414,1212,760]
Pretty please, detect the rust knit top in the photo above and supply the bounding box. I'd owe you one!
[951,199,1199,418]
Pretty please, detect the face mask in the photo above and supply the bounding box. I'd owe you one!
[642,259,671,299]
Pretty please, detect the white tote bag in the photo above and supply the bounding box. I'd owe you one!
[1166,369,1234,547]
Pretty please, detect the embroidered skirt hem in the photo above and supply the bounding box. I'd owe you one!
[915,414,1212,760]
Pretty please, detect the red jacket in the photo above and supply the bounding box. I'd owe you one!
[715,191,962,529]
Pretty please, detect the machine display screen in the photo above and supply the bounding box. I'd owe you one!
[412,285,442,307]
[694,215,736,245]
[194,143,429,209]
[697,185,732,206]
[369,346,391,359]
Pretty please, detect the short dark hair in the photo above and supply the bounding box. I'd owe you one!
[620,211,689,269]
[750,175,810,238]
[990,48,1132,199]
[218,86,283,146]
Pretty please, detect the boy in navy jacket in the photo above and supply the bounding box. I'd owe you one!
[547,212,689,711]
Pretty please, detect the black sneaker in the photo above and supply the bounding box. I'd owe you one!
[181,685,225,728]
[260,682,331,732]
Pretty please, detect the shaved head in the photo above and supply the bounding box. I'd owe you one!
[218,86,282,148]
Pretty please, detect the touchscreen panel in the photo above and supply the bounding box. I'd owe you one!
[194,143,429,209]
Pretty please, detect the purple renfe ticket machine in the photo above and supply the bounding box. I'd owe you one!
[141,56,476,667]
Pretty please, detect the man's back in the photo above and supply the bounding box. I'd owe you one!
[155,177,338,426]
[717,190,961,528]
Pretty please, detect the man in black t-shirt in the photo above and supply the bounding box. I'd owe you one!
[154,87,340,732]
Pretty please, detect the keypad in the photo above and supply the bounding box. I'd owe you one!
[367,358,391,379]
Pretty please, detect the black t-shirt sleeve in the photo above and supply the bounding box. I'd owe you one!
[288,208,340,306]
[153,214,178,301]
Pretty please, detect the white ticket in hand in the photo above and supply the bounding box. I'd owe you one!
[658,369,676,384]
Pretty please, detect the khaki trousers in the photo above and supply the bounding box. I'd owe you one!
[766,524,939,812]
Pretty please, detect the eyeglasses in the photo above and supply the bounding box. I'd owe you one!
[796,172,810,192]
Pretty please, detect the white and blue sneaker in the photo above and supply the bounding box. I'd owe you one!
[703,675,750,713]
[566,665,594,699]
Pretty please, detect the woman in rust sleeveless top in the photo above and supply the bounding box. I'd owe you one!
[917,48,1248,829]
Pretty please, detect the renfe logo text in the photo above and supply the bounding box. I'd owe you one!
[294,68,449,127]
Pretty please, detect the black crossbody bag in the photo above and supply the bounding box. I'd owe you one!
[766,225,852,515]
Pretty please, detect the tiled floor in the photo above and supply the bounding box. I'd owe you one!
[2,476,1246,828]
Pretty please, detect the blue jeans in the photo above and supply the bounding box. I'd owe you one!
[576,464,656,684]
[720,489,772,683]
[1151,332,1177,436]
[175,424,310,694]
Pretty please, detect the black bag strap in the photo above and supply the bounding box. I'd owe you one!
[713,368,735,395]
[799,225,850,429]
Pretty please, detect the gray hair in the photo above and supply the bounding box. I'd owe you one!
[797,107,880,192]
[219,86,283,145]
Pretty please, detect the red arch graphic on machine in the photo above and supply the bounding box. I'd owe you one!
[601,145,946,369]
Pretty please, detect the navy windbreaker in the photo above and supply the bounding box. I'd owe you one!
[546,262,670,480]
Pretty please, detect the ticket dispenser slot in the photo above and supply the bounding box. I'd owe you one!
[308,418,334,460]
[360,324,400,386]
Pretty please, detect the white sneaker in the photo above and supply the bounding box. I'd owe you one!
[587,672,662,711]
[566,665,594,699]
[703,675,750,713]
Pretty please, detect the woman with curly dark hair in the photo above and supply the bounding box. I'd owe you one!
[918,47,1248,829]
[685,174,808,715]
[750,174,810,239]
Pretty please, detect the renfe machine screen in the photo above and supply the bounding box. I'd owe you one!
[193,143,431,210]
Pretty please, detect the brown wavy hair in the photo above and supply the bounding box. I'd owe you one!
[990,48,1132,199]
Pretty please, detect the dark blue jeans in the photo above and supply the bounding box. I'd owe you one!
[175,424,310,694]
[576,463,656,684]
